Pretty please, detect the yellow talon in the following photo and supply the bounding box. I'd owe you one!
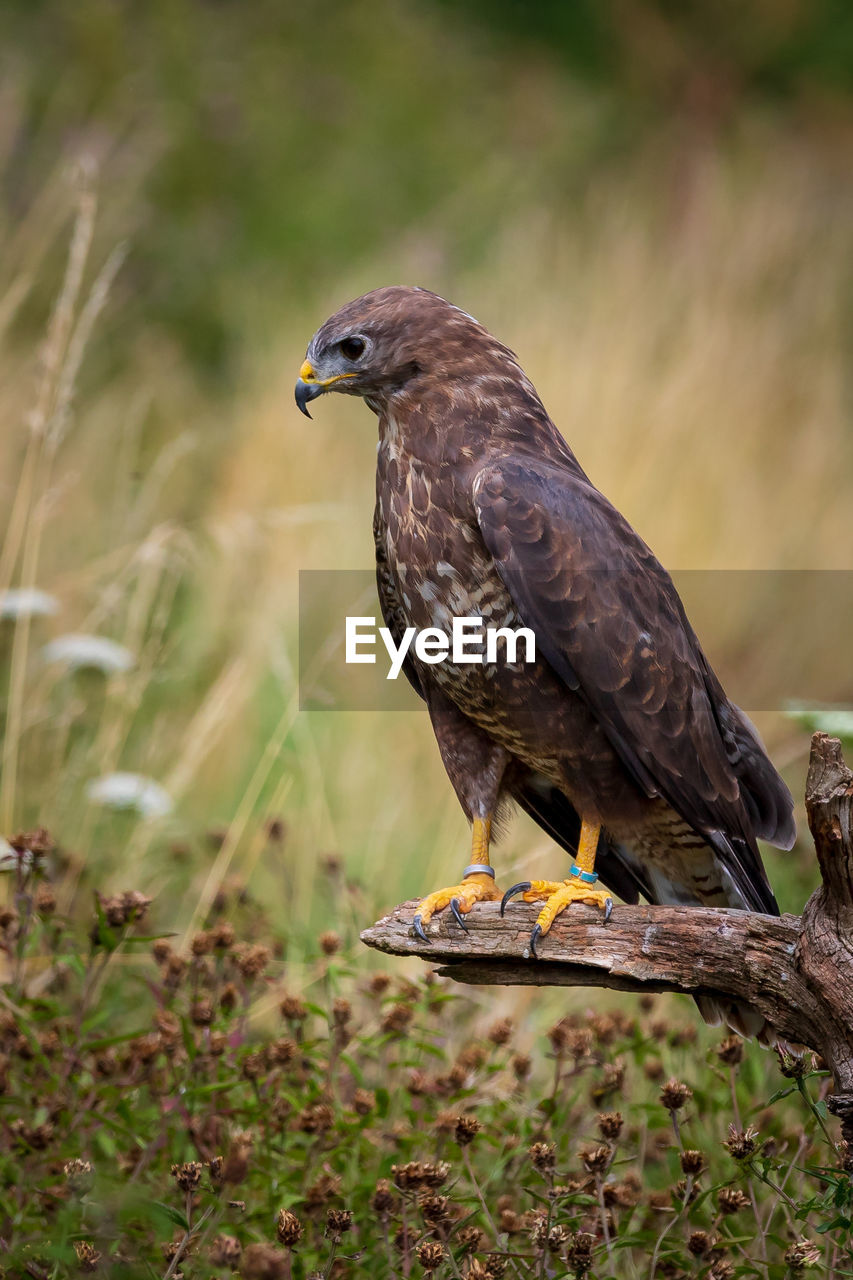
[498,819,612,956]
[521,878,613,935]
[412,817,502,940]
[415,872,500,926]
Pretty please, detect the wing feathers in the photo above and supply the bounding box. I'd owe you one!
[474,456,794,905]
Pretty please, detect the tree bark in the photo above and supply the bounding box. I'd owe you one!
[361,732,853,1159]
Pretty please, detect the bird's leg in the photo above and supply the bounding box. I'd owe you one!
[500,818,612,957]
[412,816,503,942]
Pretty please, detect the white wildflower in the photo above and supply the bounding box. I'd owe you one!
[0,589,60,619]
[86,773,173,819]
[42,634,135,674]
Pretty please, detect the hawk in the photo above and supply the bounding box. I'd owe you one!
[296,286,796,1037]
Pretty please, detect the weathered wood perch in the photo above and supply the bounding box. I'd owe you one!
[362,732,853,1160]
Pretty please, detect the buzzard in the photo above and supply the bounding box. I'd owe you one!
[296,287,796,1036]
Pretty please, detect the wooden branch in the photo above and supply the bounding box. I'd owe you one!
[362,733,853,1158]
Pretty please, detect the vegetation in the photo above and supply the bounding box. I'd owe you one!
[0,826,848,1277]
[1,1,853,1273]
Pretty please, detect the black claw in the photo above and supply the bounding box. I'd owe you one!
[529,923,542,959]
[604,897,613,923]
[413,914,429,943]
[450,898,469,933]
[500,881,532,916]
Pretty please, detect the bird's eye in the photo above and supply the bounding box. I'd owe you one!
[340,336,366,361]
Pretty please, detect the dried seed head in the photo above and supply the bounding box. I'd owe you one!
[16,1119,54,1149]
[579,1144,611,1174]
[191,997,214,1027]
[11,826,53,856]
[304,1172,341,1211]
[210,1235,242,1266]
[280,993,307,1022]
[659,1078,692,1111]
[191,931,214,956]
[512,1052,532,1081]
[528,1209,549,1247]
[724,1124,760,1160]
[776,1044,807,1079]
[416,1241,445,1271]
[419,1193,451,1224]
[74,1241,102,1272]
[717,1186,750,1214]
[269,1037,297,1066]
[566,1230,595,1275]
[679,1149,706,1176]
[392,1160,450,1190]
[125,890,152,923]
[171,1161,203,1192]
[457,1043,487,1071]
[675,1177,701,1205]
[371,1178,397,1215]
[242,1050,267,1081]
[717,1034,744,1066]
[208,1156,224,1189]
[164,953,188,990]
[708,1262,735,1280]
[233,943,271,980]
[276,1207,303,1247]
[212,920,236,948]
[219,982,239,1013]
[528,1142,556,1175]
[784,1240,821,1271]
[64,1158,94,1195]
[325,1207,353,1241]
[434,1108,458,1133]
[332,997,352,1026]
[319,930,341,955]
[239,1242,288,1279]
[34,882,56,915]
[548,1223,570,1252]
[223,1131,254,1185]
[603,1178,641,1208]
[590,1013,617,1045]
[597,1111,623,1141]
[457,1226,482,1254]
[353,1088,375,1116]
[404,1069,429,1097]
[454,1114,481,1146]
[393,1223,422,1252]
[687,1230,714,1257]
[484,1258,508,1278]
[487,1018,513,1046]
[382,1003,415,1035]
[299,1102,335,1134]
[155,1010,180,1044]
[367,972,391,996]
[591,1058,625,1102]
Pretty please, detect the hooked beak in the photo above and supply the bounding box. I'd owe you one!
[295,360,323,418]
[295,358,358,418]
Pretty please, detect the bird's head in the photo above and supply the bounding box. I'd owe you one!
[295,286,500,417]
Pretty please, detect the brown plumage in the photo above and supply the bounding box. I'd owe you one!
[296,286,796,1039]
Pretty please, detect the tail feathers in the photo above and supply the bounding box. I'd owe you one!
[694,994,778,1047]
[719,701,797,851]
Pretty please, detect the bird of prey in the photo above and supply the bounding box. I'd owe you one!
[296,287,796,1037]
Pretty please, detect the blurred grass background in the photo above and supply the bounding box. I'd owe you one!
[1,0,852,981]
